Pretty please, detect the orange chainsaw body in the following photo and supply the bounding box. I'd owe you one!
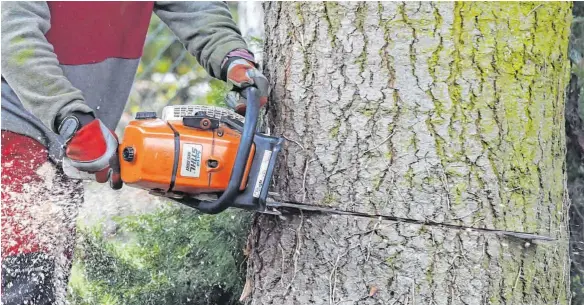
[119,117,254,195]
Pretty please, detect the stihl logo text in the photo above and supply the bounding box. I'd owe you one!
[180,144,203,178]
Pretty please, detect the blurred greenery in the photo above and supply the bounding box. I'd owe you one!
[67,205,251,305]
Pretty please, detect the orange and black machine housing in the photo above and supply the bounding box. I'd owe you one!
[118,87,284,214]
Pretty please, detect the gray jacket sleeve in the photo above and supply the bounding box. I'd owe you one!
[153,1,249,80]
[1,1,94,132]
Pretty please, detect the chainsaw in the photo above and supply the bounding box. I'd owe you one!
[63,87,556,242]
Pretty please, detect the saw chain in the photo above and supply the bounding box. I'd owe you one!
[262,196,556,242]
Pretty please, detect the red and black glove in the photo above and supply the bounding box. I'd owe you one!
[221,49,269,115]
[58,112,122,189]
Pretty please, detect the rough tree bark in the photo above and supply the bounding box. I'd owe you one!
[247,2,573,304]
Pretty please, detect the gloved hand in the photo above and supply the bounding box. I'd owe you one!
[58,112,122,189]
[221,49,269,115]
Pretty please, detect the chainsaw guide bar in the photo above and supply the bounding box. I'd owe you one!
[262,197,556,242]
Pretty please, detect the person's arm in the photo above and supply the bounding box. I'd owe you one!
[153,1,270,114]
[2,2,120,187]
[153,1,248,80]
[1,1,94,132]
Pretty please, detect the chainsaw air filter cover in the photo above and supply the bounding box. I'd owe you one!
[119,106,254,196]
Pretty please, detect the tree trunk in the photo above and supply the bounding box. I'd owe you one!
[248,2,573,304]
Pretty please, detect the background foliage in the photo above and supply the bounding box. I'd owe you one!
[68,206,251,305]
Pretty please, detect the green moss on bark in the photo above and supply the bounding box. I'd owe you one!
[425,2,572,232]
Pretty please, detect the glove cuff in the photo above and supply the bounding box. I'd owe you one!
[57,111,96,143]
[220,49,256,81]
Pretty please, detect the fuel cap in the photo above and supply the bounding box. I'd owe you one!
[122,147,135,161]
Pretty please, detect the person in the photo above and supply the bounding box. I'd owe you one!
[0,2,269,304]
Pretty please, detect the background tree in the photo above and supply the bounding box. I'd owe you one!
[567,2,584,304]
[247,2,573,304]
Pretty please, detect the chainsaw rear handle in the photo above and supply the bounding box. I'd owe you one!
[182,86,260,214]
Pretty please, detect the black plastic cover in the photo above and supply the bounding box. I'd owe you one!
[135,112,157,120]
[183,116,220,130]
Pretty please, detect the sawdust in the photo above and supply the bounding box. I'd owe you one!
[2,161,82,305]
[2,148,172,304]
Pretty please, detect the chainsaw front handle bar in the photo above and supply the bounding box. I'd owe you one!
[182,86,260,214]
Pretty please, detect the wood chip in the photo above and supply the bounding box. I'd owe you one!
[369,286,378,297]
[239,277,253,302]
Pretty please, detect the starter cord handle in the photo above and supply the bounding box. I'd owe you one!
[190,86,259,214]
